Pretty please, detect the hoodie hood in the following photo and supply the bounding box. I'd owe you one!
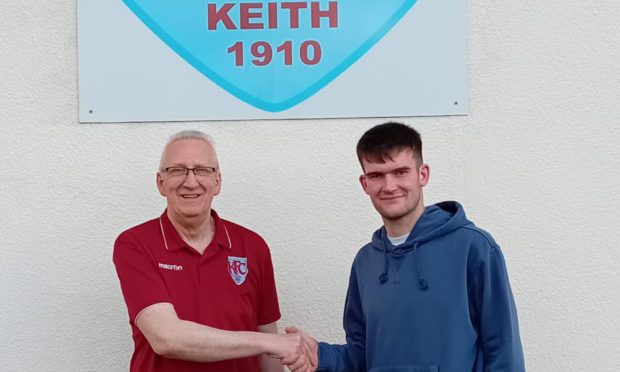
[372,201,472,289]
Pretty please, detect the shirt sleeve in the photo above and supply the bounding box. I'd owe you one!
[470,245,525,371]
[256,239,281,326]
[113,230,171,323]
[317,262,366,372]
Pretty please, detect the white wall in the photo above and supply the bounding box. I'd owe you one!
[1,1,619,371]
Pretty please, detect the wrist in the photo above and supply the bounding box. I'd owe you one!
[255,331,279,355]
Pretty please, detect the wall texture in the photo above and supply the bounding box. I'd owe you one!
[1,1,619,371]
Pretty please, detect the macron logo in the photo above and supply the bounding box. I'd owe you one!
[159,263,183,271]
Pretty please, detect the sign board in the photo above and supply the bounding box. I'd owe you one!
[78,0,468,122]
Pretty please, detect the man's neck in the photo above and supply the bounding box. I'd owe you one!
[167,211,214,254]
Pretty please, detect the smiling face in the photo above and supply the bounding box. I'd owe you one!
[359,148,429,227]
[156,138,221,226]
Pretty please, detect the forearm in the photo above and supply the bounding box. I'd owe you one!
[258,322,284,372]
[156,318,277,362]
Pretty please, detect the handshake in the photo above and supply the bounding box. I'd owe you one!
[270,326,319,372]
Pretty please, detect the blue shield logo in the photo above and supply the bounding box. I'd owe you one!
[227,256,248,285]
[122,0,419,112]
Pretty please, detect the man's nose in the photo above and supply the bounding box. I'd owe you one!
[182,170,200,187]
[382,174,398,192]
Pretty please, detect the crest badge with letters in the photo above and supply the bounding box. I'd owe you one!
[120,0,420,112]
[227,256,248,285]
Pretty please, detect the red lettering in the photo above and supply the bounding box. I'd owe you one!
[251,41,273,66]
[240,3,263,30]
[281,2,307,29]
[207,3,235,30]
[208,2,338,30]
[300,40,321,65]
[311,1,338,28]
[268,2,278,29]
[277,40,293,65]
[229,261,248,275]
[227,40,323,67]
[227,42,243,66]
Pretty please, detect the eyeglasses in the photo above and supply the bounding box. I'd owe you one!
[160,166,217,178]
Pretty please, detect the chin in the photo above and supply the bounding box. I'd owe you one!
[379,206,412,220]
[379,210,405,220]
[382,214,406,222]
[177,208,204,218]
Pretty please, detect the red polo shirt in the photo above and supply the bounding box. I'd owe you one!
[113,210,281,372]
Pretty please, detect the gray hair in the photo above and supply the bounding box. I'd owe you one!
[159,130,218,170]
[166,130,214,145]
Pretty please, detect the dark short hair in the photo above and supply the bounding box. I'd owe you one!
[356,122,423,168]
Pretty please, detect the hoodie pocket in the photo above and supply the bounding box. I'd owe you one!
[370,365,439,372]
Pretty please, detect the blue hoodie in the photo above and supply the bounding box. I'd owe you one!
[317,201,525,372]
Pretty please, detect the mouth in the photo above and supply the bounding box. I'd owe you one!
[181,194,201,199]
[380,195,404,201]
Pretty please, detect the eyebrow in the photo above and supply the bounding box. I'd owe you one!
[366,166,411,175]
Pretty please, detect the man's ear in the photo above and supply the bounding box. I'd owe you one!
[359,174,370,194]
[419,164,430,187]
[156,173,166,197]
[213,171,222,196]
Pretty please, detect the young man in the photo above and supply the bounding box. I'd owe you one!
[289,122,525,372]
[113,131,313,372]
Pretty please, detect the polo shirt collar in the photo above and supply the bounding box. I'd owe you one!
[211,210,232,250]
[160,209,232,253]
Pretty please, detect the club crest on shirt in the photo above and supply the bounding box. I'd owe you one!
[227,256,248,285]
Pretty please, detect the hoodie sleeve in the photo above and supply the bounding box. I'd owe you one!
[317,262,366,372]
[470,244,525,372]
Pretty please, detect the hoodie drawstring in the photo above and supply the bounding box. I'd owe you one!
[413,242,429,291]
[380,242,429,291]
[379,245,388,284]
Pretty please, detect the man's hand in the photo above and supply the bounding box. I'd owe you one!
[282,326,318,372]
[266,330,308,370]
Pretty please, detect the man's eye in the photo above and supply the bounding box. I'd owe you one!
[167,167,186,176]
[194,168,214,176]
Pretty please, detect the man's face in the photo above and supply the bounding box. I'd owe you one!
[156,139,221,224]
[359,149,429,223]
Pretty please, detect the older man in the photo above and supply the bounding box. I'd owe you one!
[113,130,312,372]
